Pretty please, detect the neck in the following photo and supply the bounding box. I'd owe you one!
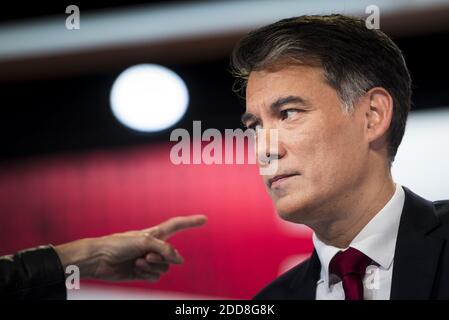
[312,167,396,249]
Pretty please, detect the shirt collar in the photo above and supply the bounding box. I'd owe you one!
[312,183,405,287]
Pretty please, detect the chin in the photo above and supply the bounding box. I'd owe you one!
[274,195,312,224]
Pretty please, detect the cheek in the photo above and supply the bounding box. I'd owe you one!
[316,119,367,185]
[290,118,365,185]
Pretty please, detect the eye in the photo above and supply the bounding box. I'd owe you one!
[280,109,300,120]
[247,122,262,131]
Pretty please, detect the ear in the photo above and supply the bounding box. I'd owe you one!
[363,87,393,146]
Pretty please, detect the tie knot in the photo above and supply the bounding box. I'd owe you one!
[329,247,372,279]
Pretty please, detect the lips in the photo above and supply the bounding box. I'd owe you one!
[268,173,299,188]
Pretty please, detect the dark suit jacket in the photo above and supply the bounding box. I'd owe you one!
[254,187,449,300]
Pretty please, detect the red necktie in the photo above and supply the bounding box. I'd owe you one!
[329,247,372,300]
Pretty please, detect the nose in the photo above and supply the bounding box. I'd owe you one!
[256,127,285,165]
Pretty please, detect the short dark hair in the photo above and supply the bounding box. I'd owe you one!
[230,14,411,161]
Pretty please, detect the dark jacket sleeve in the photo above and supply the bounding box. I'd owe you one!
[0,245,67,300]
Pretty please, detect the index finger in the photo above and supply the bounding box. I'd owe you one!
[150,215,207,240]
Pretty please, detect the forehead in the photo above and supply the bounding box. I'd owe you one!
[245,64,325,109]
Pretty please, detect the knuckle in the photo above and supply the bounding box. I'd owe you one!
[163,243,174,254]
[150,226,161,237]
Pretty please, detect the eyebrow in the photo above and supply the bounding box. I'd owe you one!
[240,95,310,126]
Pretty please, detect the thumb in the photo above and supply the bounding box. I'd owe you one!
[142,236,184,264]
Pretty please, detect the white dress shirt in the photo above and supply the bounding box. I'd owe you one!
[313,183,405,300]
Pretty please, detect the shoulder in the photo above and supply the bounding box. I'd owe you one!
[434,199,449,219]
[253,257,312,300]
[402,187,449,239]
[433,199,449,237]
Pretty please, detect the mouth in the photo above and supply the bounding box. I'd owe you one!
[268,173,299,189]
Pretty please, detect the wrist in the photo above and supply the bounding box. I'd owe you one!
[54,237,103,279]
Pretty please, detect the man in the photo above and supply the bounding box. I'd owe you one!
[231,14,449,299]
[0,214,207,299]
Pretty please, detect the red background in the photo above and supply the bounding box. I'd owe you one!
[0,142,313,299]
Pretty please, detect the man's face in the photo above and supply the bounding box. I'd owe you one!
[244,64,370,225]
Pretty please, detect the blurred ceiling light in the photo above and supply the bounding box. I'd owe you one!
[110,64,189,132]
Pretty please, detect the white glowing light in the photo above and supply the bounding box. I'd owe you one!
[110,64,189,132]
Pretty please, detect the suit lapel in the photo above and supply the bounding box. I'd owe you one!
[390,187,444,299]
[289,250,321,299]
